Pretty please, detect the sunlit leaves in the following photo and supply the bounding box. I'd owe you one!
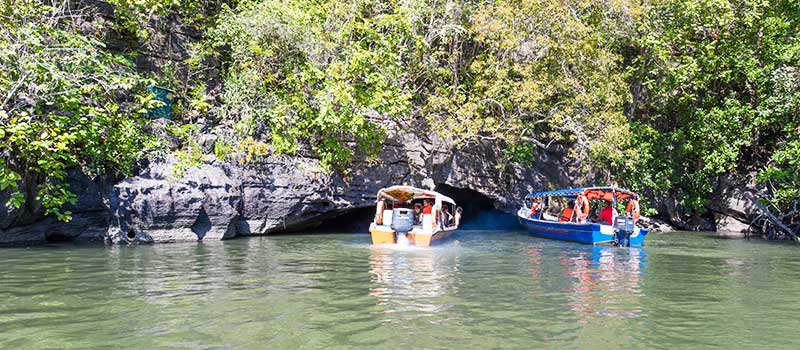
[422,0,637,175]
[213,0,421,170]
[0,1,154,221]
[628,0,800,214]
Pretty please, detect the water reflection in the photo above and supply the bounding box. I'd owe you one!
[368,246,460,319]
[5,232,800,350]
[558,246,647,321]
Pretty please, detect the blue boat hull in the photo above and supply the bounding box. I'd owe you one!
[518,215,648,246]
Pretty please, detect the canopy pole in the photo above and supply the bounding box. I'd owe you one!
[612,189,617,209]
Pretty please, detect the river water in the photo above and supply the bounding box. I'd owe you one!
[1,231,798,349]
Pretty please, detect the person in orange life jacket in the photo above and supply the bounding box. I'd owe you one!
[422,199,433,214]
[559,200,576,222]
[598,200,617,225]
[529,197,542,218]
[626,195,641,224]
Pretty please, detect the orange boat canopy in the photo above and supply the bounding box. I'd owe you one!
[526,186,638,202]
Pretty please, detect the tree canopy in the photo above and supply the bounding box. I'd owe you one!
[1,0,797,232]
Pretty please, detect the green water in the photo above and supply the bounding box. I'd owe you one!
[1,231,798,349]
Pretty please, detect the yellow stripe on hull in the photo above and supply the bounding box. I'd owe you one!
[370,228,396,244]
[369,227,456,247]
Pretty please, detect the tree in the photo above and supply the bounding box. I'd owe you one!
[0,1,154,220]
[628,0,800,225]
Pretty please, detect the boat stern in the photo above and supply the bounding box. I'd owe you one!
[369,224,396,244]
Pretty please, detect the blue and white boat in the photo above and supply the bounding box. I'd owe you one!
[516,187,648,246]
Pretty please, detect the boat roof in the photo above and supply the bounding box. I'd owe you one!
[526,186,638,201]
[376,185,456,205]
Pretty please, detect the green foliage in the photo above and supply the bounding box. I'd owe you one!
[3,0,798,223]
[213,139,233,161]
[211,0,639,174]
[172,146,204,178]
[0,1,154,221]
[759,138,800,206]
[212,0,418,170]
[626,0,800,215]
[106,0,229,39]
[164,123,205,177]
[423,0,638,173]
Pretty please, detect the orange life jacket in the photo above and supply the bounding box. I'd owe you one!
[575,195,590,221]
[626,199,640,223]
[559,208,575,222]
[530,203,541,216]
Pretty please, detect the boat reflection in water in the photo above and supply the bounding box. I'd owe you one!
[525,243,647,323]
[368,245,460,321]
[560,246,646,321]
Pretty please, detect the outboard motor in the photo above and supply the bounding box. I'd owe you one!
[613,216,635,247]
[390,208,414,236]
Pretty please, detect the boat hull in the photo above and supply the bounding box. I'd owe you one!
[369,225,456,247]
[518,214,647,246]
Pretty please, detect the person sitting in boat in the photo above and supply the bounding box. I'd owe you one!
[598,200,616,225]
[422,199,433,214]
[441,206,454,228]
[414,203,423,224]
[421,199,434,229]
[559,201,575,222]
[529,197,542,218]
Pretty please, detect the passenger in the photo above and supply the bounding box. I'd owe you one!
[598,200,615,225]
[422,199,433,214]
[559,201,575,222]
[441,206,454,227]
[529,197,542,218]
[414,203,423,225]
[421,199,434,229]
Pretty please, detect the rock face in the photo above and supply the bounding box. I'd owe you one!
[3,119,761,245]
[637,216,676,234]
[0,170,112,245]
[104,124,569,243]
[708,178,758,238]
[109,161,241,243]
[0,1,757,244]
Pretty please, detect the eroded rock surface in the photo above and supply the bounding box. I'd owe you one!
[104,125,566,243]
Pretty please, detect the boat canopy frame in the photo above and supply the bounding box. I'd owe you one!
[525,186,639,203]
[376,185,456,206]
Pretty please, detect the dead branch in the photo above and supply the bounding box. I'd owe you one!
[744,191,799,244]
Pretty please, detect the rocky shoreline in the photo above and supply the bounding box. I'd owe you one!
[1,117,755,246]
[0,1,762,246]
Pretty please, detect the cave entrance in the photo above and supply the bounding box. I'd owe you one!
[310,184,521,233]
[434,184,520,230]
[45,232,73,244]
[308,206,376,234]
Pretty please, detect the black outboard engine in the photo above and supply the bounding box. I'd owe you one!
[613,216,635,247]
[390,208,414,235]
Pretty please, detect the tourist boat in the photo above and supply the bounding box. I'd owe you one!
[369,185,461,247]
[516,186,648,246]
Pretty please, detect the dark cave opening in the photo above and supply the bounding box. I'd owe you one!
[312,184,520,233]
[433,184,520,230]
[307,206,376,233]
[45,232,73,243]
